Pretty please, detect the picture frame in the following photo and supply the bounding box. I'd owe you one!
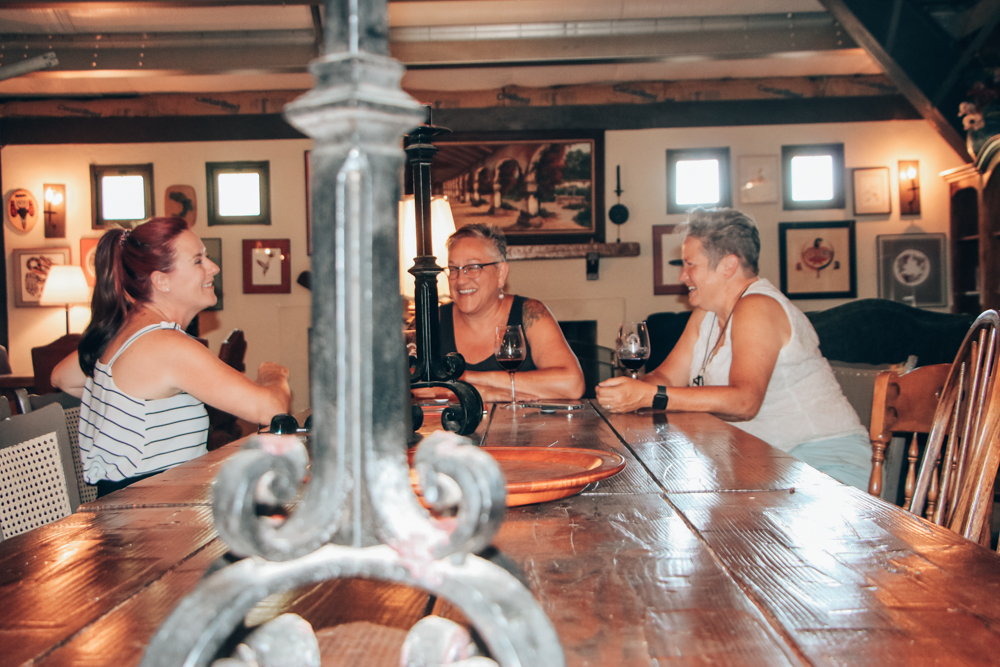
[737,155,779,205]
[852,167,891,215]
[12,247,71,307]
[652,225,687,295]
[877,233,947,307]
[242,239,290,294]
[203,238,224,310]
[80,237,101,286]
[778,221,856,300]
[431,130,605,245]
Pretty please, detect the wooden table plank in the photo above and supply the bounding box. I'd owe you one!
[493,493,800,666]
[0,506,217,667]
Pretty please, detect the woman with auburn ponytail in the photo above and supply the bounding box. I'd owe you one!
[53,217,291,497]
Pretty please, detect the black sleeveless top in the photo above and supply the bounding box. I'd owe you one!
[439,294,539,373]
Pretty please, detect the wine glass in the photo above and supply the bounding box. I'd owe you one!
[495,325,527,409]
[617,321,650,379]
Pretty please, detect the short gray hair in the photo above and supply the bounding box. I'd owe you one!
[446,223,507,262]
[675,207,759,275]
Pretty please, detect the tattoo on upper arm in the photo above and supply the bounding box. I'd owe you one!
[522,299,548,330]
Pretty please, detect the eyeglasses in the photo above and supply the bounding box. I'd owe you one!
[446,261,502,279]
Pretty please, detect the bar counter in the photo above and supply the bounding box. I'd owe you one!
[3,402,1000,666]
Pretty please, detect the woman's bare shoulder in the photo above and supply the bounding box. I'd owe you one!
[521,297,555,329]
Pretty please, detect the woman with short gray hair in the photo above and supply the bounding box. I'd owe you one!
[597,207,870,490]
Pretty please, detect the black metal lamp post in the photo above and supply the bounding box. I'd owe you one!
[404,121,484,436]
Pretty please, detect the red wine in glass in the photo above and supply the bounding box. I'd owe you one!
[617,321,650,379]
[495,325,527,408]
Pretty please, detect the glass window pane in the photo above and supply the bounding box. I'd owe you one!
[218,173,261,216]
[790,155,834,201]
[675,159,720,205]
[101,175,146,220]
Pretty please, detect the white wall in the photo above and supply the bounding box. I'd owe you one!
[2,138,314,412]
[505,120,966,348]
[2,118,968,409]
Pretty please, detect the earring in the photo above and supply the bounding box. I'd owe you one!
[165,288,170,293]
[498,287,504,300]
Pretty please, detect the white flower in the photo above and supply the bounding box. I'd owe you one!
[963,112,985,131]
[959,101,979,116]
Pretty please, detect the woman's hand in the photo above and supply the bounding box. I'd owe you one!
[594,376,657,413]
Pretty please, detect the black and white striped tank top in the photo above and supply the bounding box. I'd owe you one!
[78,322,209,483]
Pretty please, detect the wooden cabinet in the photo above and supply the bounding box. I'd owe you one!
[942,154,1000,314]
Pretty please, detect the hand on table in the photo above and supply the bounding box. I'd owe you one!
[595,376,657,413]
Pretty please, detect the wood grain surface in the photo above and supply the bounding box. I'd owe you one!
[3,402,1000,666]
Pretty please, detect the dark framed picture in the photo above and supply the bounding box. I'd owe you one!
[778,220,856,299]
[12,247,71,307]
[877,233,947,307]
[430,130,605,245]
[652,224,686,295]
[203,238,223,310]
[852,167,891,215]
[242,239,290,294]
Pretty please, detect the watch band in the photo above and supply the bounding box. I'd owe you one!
[652,385,668,411]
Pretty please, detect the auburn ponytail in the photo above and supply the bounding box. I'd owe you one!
[78,217,189,376]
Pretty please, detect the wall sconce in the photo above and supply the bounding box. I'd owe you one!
[43,184,66,238]
[898,160,921,215]
[39,265,91,335]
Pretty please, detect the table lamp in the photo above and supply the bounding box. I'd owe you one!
[39,265,90,335]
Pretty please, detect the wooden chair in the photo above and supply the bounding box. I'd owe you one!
[207,329,249,450]
[0,403,82,540]
[908,310,1000,547]
[30,334,81,395]
[218,329,247,373]
[868,363,950,502]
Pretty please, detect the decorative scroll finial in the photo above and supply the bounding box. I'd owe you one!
[139,1,565,665]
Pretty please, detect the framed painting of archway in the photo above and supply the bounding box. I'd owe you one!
[430,130,605,245]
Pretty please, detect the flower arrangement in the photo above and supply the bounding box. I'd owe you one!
[959,67,1000,158]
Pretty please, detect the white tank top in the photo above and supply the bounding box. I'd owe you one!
[78,322,209,483]
[689,278,866,452]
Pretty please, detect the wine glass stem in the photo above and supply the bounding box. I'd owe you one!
[509,371,516,405]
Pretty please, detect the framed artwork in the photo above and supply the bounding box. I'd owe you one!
[203,238,224,310]
[6,188,39,233]
[877,233,947,307]
[305,150,312,255]
[778,221,856,300]
[652,225,686,295]
[738,155,779,205]
[852,167,891,215]
[12,247,71,307]
[431,130,605,245]
[164,185,197,227]
[80,238,101,286]
[242,239,290,294]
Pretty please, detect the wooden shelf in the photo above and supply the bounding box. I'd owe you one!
[507,242,640,261]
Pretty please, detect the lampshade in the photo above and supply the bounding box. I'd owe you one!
[398,194,457,299]
[39,265,91,306]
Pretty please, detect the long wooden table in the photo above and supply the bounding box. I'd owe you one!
[3,402,1000,665]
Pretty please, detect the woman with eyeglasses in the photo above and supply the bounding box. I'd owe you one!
[436,223,585,402]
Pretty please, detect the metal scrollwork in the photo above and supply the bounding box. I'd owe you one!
[140,0,565,665]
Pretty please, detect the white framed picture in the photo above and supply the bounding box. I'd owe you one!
[737,155,779,205]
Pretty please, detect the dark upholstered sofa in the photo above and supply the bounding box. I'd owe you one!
[647,298,974,372]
